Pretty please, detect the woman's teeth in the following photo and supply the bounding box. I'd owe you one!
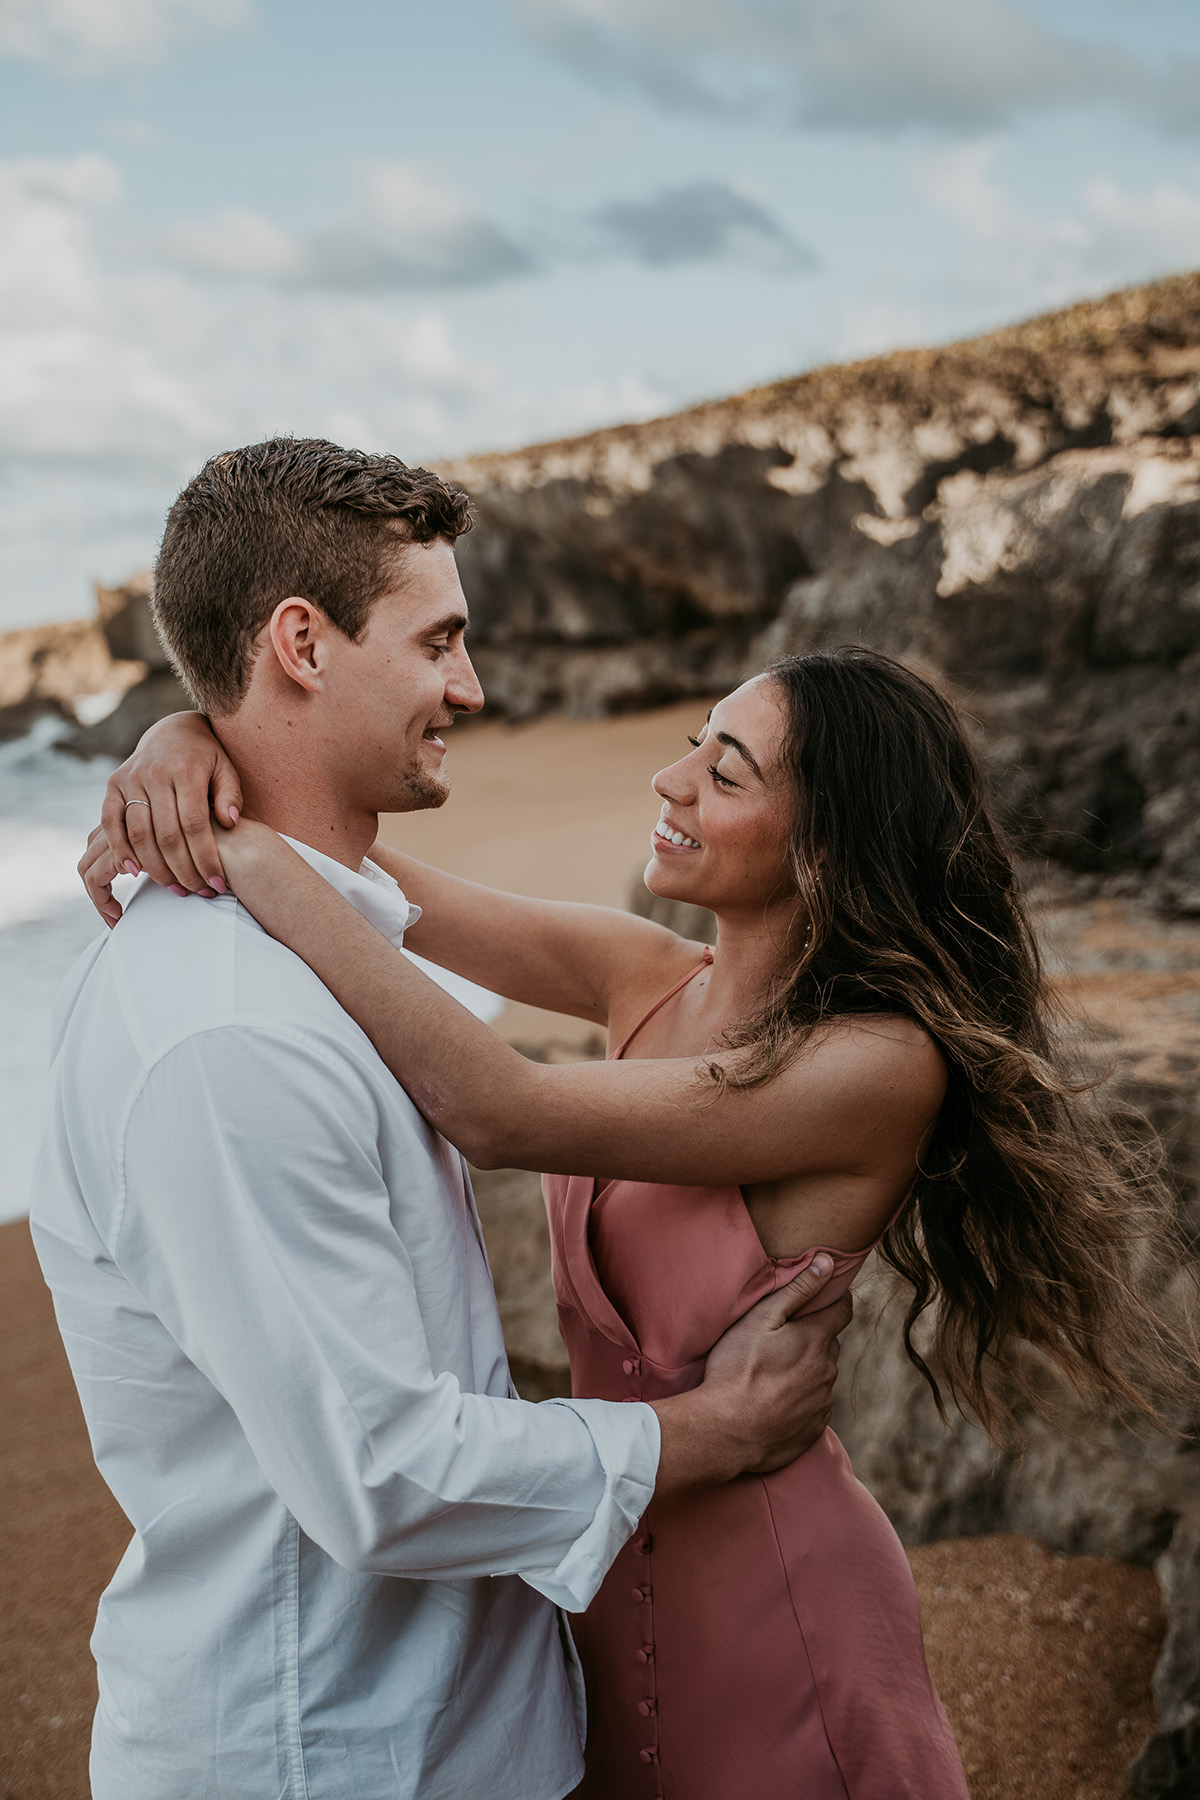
[656,822,699,849]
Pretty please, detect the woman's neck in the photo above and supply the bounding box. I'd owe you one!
[701,898,806,1032]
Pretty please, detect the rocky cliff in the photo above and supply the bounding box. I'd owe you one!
[448,271,1200,914]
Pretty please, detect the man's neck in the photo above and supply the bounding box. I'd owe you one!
[214,719,377,872]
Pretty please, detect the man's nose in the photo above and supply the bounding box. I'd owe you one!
[446,645,485,716]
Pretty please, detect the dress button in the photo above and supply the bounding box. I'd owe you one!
[637,1699,658,1717]
[636,1535,653,1555]
[639,1747,660,1765]
[622,1357,642,1376]
[635,1646,655,1664]
[631,1585,651,1603]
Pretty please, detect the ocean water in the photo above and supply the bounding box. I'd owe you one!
[0,723,502,1225]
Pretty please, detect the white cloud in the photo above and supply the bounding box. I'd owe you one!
[165,162,813,292]
[914,142,1200,314]
[164,161,536,293]
[0,0,251,76]
[0,151,502,468]
[518,0,1191,136]
[165,208,303,282]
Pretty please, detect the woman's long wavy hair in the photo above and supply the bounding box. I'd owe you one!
[720,647,1194,1440]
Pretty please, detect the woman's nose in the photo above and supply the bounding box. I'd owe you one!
[653,761,693,805]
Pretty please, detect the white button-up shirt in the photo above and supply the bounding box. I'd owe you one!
[30,843,659,1800]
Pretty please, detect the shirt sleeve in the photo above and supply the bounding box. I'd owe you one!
[115,1022,659,1611]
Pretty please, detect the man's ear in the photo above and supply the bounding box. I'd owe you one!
[266,598,325,694]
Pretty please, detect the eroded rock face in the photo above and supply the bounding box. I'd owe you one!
[447,272,1200,912]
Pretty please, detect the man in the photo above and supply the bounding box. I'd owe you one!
[39,438,847,1800]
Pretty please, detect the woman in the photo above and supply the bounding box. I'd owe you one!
[84,648,1187,1799]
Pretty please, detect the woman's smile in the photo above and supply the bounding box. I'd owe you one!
[653,814,701,852]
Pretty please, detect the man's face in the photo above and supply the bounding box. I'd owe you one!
[318,538,484,815]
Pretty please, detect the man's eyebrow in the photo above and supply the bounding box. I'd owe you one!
[422,612,468,636]
[714,730,763,779]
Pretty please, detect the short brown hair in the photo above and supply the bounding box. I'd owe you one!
[152,437,472,715]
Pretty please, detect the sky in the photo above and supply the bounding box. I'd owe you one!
[2,0,1200,628]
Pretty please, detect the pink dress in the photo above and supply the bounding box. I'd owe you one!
[543,952,968,1800]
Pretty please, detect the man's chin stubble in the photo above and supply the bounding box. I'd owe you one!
[389,769,451,813]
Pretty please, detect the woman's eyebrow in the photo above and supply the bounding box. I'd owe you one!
[714,730,762,779]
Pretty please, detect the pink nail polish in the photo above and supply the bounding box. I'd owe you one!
[125,861,141,877]
[198,887,218,899]
[228,806,239,825]
[210,876,227,894]
[168,883,189,896]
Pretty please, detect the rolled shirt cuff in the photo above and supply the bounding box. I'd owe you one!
[519,1397,660,1613]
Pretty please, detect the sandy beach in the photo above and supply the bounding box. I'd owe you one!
[1,703,1171,1799]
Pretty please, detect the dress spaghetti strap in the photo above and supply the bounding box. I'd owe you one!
[611,947,714,1062]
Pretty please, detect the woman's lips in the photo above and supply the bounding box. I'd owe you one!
[652,820,700,852]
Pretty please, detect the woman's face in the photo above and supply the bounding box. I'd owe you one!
[645,675,797,920]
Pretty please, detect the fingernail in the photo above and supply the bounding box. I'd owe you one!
[228,806,239,825]
[811,1253,834,1279]
[168,883,189,897]
[124,861,141,877]
[210,876,227,894]
[197,886,218,899]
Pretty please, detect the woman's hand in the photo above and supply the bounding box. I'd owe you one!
[82,712,244,922]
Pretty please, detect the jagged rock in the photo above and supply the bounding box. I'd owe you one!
[58,670,191,762]
[0,616,145,742]
[1131,1510,1200,1798]
[446,271,1200,913]
[95,571,169,672]
[54,575,189,761]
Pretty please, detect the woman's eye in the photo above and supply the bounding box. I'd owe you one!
[686,733,701,748]
[708,763,736,789]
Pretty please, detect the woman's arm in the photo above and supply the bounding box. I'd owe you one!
[222,823,944,1196]
[81,711,695,1022]
[369,843,698,1025]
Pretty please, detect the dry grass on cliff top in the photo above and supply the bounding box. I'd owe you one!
[0,1215,1164,1800]
[449,267,1200,480]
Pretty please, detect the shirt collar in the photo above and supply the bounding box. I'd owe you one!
[281,836,421,949]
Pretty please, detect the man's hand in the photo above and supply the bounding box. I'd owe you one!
[650,1257,852,1494]
[79,712,243,923]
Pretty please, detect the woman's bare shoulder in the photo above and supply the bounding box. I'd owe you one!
[796,1012,947,1117]
[603,933,715,1050]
